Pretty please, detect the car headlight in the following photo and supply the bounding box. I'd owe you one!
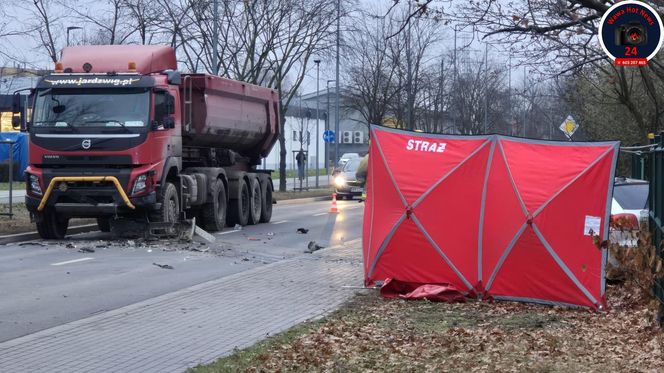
[132,174,148,195]
[334,176,346,188]
[29,174,42,196]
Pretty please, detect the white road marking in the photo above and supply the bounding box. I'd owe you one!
[312,212,327,216]
[51,257,94,266]
[271,220,288,225]
[218,230,240,235]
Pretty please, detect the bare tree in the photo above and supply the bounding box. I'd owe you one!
[122,0,161,44]
[21,0,63,63]
[60,0,136,45]
[167,0,340,191]
[343,11,402,128]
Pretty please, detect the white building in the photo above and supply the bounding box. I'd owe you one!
[263,87,370,172]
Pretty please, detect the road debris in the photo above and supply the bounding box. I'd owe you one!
[19,242,45,247]
[297,228,309,234]
[194,225,216,243]
[247,237,260,241]
[152,262,174,270]
[234,224,243,231]
[78,248,95,253]
[65,243,76,249]
[305,241,325,253]
[190,246,210,253]
[267,232,275,236]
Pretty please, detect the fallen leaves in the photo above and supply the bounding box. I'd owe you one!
[230,284,664,372]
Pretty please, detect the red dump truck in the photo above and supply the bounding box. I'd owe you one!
[18,45,279,239]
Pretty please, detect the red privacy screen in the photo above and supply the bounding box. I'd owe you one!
[363,125,619,309]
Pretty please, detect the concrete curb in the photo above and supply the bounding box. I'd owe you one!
[275,195,331,205]
[0,224,98,245]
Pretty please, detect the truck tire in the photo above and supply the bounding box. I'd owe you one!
[97,217,111,232]
[36,210,69,239]
[149,182,179,234]
[199,178,226,232]
[259,181,273,223]
[248,178,261,225]
[227,178,250,227]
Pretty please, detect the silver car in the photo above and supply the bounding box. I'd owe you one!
[333,158,363,200]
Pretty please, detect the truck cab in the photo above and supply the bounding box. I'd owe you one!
[20,45,278,239]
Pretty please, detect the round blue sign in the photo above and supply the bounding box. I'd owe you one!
[323,130,335,143]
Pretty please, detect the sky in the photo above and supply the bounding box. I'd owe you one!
[0,0,522,96]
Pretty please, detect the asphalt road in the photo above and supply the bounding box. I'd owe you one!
[0,199,364,343]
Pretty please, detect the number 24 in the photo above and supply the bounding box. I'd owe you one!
[625,46,638,56]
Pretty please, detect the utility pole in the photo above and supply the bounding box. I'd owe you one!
[334,0,341,168]
[453,26,457,134]
[508,53,512,136]
[66,26,82,47]
[326,80,334,179]
[314,59,321,188]
[523,66,527,138]
[212,0,219,75]
[405,1,413,130]
[483,42,489,134]
[438,58,444,133]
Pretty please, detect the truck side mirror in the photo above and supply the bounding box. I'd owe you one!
[163,117,175,129]
[11,116,21,130]
[11,93,21,113]
[166,94,175,115]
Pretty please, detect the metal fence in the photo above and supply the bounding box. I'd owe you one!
[629,136,664,312]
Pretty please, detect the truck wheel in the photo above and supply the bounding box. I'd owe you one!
[199,178,226,232]
[97,217,111,232]
[36,210,69,239]
[227,178,250,227]
[248,178,261,225]
[150,182,179,234]
[259,182,273,223]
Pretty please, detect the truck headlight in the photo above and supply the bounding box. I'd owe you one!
[334,176,346,188]
[132,174,148,195]
[29,174,42,196]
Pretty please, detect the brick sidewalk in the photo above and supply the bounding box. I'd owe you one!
[0,239,363,373]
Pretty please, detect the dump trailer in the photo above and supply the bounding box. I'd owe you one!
[19,45,280,239]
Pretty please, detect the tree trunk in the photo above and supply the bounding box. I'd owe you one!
[278,112,287,192]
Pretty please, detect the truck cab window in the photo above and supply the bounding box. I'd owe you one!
[154,92,167,122]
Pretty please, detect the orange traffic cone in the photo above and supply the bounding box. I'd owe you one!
[329,193,340,214]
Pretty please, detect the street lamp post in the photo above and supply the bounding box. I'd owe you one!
[326,79,335,178]
[334,0,341,169]
[212,0,219,75]
[314,59,321,188]
[66,26,82,47]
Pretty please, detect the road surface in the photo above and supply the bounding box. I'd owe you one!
[0,199,364,343]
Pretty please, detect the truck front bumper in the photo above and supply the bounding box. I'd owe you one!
[26,191,157,217]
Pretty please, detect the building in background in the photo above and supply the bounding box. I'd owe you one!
[264,86,370,172]
[0,67,46,132]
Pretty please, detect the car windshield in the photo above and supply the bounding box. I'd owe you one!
[32,88,149,129]
[614,183,649,210]
[343,158,361,172]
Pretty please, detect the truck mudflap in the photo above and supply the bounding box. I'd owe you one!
[37,176,136,212]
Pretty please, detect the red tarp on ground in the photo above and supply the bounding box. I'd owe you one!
[363,125,619,309]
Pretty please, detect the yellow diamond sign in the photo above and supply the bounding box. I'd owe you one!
[559,115,578,138]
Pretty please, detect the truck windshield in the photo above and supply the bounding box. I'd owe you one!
[32,88,149,129]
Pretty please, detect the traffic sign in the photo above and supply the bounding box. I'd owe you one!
[323,130,335,143]
[559,115,578,139]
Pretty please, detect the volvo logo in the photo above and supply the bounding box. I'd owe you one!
[82,139,92,149]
